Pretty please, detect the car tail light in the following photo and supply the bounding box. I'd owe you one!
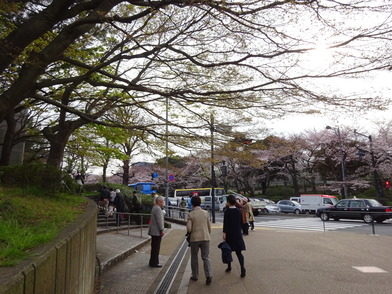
[386,208,392,212]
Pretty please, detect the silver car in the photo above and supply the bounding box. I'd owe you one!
[277,200,302,214]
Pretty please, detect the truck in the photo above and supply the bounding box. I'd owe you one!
[290,194,338,214]
[174,188,226,210]
[128,182,157,194]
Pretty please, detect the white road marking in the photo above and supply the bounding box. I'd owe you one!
[352,266,388,273]
[255,218,367,232]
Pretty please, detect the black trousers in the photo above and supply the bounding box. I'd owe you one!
[242,222,249,235]
[116,211,123,226]
[149,235,162,266]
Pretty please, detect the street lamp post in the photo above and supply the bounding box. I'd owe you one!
[354,130,383,199]
[210,113,216,223]
[326,126,347,198]
[165,96,169,206]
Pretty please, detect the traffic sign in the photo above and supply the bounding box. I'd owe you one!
[168,174,175,182]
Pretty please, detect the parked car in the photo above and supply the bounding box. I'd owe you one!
[316,198,392,223]
[249,198,266,216]
[276,200,302,214]
[219,191,247,212]
[259,199,281,213]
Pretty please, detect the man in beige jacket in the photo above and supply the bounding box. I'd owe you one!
[187,196,212,285]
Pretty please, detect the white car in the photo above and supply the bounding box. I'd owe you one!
[249,198,266,216]
[259,198,281,213]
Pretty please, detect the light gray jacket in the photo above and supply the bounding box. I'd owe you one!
[148,204,164,236]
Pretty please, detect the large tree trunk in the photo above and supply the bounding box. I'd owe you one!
[42,118,88,189]
[102,163,108,183]
[122,159,130,185]
[288,156,300,196]
[46,136,69,169]
[0,112,16,166]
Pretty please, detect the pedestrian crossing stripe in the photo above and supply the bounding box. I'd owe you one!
[255,218,367,232]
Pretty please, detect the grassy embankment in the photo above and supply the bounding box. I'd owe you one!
[0,187,87,267]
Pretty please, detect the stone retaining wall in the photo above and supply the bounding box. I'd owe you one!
[0,198,97,294]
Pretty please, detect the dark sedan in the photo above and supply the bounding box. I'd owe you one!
[316,198,392,223]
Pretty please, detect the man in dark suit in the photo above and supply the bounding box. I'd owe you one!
[148,196,165,267]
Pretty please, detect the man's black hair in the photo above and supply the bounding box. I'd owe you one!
[191,196,201,207]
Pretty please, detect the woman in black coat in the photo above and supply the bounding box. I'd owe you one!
[113,189,126,226]
[223,194,246,277]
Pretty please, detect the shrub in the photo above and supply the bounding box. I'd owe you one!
[264,186,295,199]
[0,163,79,195]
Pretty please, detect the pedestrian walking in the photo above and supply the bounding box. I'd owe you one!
[247,198,255,231]
[106,188,116,216]
[113,189,126,226]
[187,196,212,285]
[74,171,85,194]
[179,197,187,218]
[239,198,249,235]
[148,196,165,268]
[99,185,110,213]
[132,191,140,213]
[223,194,246,278]
[109,188,116,204]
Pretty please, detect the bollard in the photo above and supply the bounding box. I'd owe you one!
[323,219,326,232]
[140,215,143,238]
[127,214,130,236]
[372,219,375,235]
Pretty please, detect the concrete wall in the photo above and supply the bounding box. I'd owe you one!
[0,199,97,294]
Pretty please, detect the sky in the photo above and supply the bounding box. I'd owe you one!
[265,66,392,136]
[267,107,392,136]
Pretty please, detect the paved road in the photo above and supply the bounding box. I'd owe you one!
[98,219,392,294]
[213,212,392,236]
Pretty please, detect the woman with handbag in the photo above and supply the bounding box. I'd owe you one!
[223,194,246,277]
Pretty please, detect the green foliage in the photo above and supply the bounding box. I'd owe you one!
[0,187,86,267]
[357,187,392,205]
[263,186,295,201]
[0,163,78,194]
[356,186,377,199]
[83,183,102,193]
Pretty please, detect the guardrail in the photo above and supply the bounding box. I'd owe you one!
[111,206,191,237]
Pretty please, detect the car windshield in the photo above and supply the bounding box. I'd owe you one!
[367,199,383,207]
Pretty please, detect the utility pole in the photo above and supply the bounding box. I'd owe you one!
[354,130,383,199]
[326,126,348,198]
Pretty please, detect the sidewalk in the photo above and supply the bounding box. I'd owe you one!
[97,223,189,294]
